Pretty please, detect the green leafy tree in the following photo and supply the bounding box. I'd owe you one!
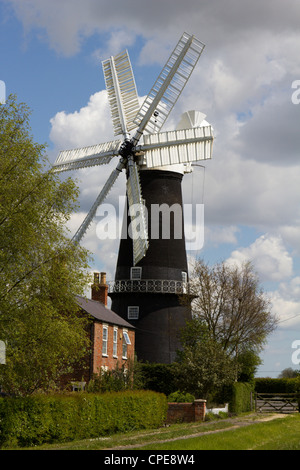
[236,350,262,382]
[278,368,300,379]
[0,95,92,395]
[174,319,237,399]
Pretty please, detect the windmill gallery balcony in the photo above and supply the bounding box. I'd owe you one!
[108,279,189,295]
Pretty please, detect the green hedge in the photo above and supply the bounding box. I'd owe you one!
[228,382,254,414]
[216,382,254,414]
[0,390,167,448]
[254,377,300,393]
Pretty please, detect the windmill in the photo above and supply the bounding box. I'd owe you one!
[53,32,214,363]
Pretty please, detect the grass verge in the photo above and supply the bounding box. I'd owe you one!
[11,413,300,451]
[136,414,300,450]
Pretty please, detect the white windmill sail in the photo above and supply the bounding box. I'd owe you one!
[102,50,140,137]
[137,121,213,169]
[52,139,122,173]
[126,158,149,265]
[133,33,205,141]
[72,160,125,243]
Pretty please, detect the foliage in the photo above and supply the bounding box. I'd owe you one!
[205,411,228,421]
[138,362,178,396]
[186,259,277,357]
[0,390,168,448]
[227,382,254,414]
[254,377,300,393]
[167,391,195,403]
[278,367,300,378]
[173,319,237,399]
[86,360,142,393]
[236,350,262,382]
[0,95,91,395]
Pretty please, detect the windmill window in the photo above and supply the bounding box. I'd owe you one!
[182,271,187,293]
[127,306,139,320]
[130,267,142,280]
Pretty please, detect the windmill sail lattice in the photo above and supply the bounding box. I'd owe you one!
[103,50,140,137]
[52,32,213,266]
[133,32,205,139]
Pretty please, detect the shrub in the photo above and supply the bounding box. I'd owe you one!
[0,390,167,448]
[205,411,228,421]
[138,363,177,395]
[168,391,195,403]
[254,377,300,393]
[228,382,254,414]
[215,382,254,414]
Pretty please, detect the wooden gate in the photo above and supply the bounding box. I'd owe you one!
[255,393,299,413]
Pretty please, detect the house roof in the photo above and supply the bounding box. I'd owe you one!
[75,295,134,329]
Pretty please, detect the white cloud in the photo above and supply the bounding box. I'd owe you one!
[204,225,239,247]
[7,0,300,58]
[226,234,293,282]
[50,91,114,150]
[92,29,137,62]
[269,288,300,328]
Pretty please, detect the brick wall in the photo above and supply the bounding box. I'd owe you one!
[92,322,135,373]
[166,400,206,424]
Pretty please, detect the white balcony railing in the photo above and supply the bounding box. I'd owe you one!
[108,279,188,294]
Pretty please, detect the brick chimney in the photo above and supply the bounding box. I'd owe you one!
[91,272,108,306]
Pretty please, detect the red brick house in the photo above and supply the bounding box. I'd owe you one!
[69,272,135,389]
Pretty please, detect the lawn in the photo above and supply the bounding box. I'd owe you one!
[13,413,300,451]
[137,414,300,450]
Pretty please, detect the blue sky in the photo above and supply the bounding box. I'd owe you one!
[1,0,300,377]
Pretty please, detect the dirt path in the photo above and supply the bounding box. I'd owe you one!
[105,413,292,450]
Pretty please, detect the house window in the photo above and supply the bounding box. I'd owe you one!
[102,325,108,356]
[130,267,142,280]
[128,306,139,320]
[122,330,131,359]
[113,327,118,357]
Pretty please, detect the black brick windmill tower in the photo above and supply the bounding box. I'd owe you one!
[53,32,214,363]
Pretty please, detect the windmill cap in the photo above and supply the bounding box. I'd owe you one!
[176,110,208,130]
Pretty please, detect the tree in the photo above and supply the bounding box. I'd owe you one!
[236,349,262,382]
[187,259,277,358]
[174,319,237,399]
[0,95,92,395]
[278,368,300,378]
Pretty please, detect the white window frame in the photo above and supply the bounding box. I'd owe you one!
[123,331,131,345]
[102,324,108,356]
[130,267,142,280]
[127,306,139,320]
[113,327,118,357]
[122,329,131,359]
